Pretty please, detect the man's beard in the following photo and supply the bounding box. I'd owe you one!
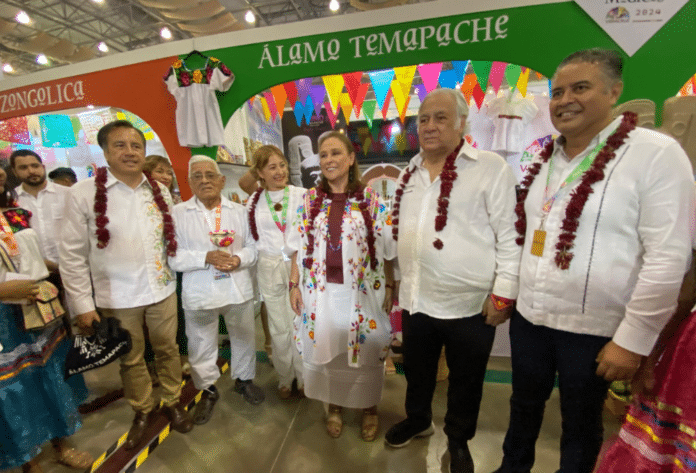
[24,174,46,186]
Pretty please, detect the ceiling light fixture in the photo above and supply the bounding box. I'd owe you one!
[36,54,48,65]
[160,27,172,39]
[91,0,105,3]
[2,64,14,73]
[245,10,255,24]
[329,0,340,12]
[97,42,108,52]
[15,11,31,24]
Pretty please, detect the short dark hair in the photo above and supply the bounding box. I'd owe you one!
[557,48,623,84]
[10,149,42,169]
[97,120,146,150]
[48,167,77,181]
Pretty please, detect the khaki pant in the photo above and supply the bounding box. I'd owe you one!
[99,293,181,413]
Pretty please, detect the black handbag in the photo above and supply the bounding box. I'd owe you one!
[64,316,132,378]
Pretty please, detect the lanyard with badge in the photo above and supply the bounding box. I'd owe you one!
[530,135,611,257]
[203,204,232,280]
[265,187,291,261]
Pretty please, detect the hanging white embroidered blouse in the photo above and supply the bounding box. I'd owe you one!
[164,57,234,147]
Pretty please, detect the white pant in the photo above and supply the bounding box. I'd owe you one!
[258,253,303,389]
[185,300,256,390]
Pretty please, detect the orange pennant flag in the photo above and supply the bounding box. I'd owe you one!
[460,74,478,103]
[270,84,287,120]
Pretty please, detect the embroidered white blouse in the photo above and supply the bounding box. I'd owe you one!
[247,185,306,256]
[59,170,176,315]
[169,196,257,311]
[517,116,695,356]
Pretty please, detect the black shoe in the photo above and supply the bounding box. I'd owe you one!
[193,387,220,425]
[384,419,435,447]
[449,440,474,473]
[234,379,265,405]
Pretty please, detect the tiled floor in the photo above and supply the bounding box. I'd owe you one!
[18,319,623,473]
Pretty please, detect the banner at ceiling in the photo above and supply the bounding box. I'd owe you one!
[470,60,492,93]
[368,69,394,111]
[362,100,376,129]
[283,82,298,108]
[310,84,326,117]
[460,74,478,103]
[322,75,344,113]
[516,67,530,97]
[259,96,272,121]
[489,61,507,94]
[296,78,311,105]
[340,93,352,124]
[270,85,287,119]
[293,101,303,127]
[438,69,458,90]
[451,60,469,83]
[263,92,278,120]
[417,63,443,94]
[505,64,522,92]
[343,72,363,105]
[393,65,416,101]
[324,102,338,128]
[573,0,689,56]
[353,82,369,117]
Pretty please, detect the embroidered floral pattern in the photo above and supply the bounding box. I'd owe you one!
[167,57,233,88]
[3,208,32,233]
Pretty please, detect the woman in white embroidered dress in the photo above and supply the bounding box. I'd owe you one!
[247,145,306,400]
[289,131,396,442]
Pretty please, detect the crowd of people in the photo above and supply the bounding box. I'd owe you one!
[0,47,694,473]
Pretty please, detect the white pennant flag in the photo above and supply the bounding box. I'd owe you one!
[573,0,689,56]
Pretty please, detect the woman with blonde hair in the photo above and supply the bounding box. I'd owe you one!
[247,145,306,399]
[288,131,396,442]
[143,155,182,204]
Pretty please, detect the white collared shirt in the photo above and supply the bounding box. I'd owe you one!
[169,196,257,310]
[396,142,521,319]
[16,181,70,264]
[59,170,176,315]
[517,116,695,355]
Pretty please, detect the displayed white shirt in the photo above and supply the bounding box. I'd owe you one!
[247,185,305,256]
[164,58,234,147]
[487,96,539,153]
[16,181,70,264]
[59,170,176,315]
[396,142,521,319]
[517,116,695,356]
[169,196,257,311]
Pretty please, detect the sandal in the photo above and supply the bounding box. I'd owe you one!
[361,407,379,442]
[55,447,94,470]
[326,404,343,438]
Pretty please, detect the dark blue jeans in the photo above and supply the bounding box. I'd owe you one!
[402,310,496,443]
[499,311,611,473]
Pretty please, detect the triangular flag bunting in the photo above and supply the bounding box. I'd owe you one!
[460,74,478,103]
[368,69,395,111]
[296,78,311,104]
[391,80,408,122]
[270,84,287,119]
[472,83,486,109]
[340,93,353,124]
[451,60,469,83]
[343,72,363,104]
[247,96,255,110]
[363,136,372,155]
[353,82,369,117]
[303,97,314,123]
[470,61,492,92]
[284,82,298,107]
[438,69,458,89]
[260,96,272,122]
[504,64,522,91]
[417,63,443,94]
[393,65,416,100]
[516,67,530,97]
[322,74,344,114]
[381,88,393,120]
[293,101,304,127]
[414,83,428,103]
[263,92,278,120]
[399,96,411,124]
[310,84,326,118]
[324,102,338,129]
[535,71,544,80]
[488,62,507,95]
[362,100,376,130]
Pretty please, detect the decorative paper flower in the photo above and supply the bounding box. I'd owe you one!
[220,63,232,75]
[210,57,219,62]
[173,59,182,69]
[192,70,203,83]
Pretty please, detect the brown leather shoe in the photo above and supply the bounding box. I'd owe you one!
[125,410,152,450]
[163,403,194,433]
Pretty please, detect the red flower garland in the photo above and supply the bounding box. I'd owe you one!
[94,167,177,256]
[514,111,637,269]
[248,187,264,241]
[392,138,464,250]
[302,186,377,271]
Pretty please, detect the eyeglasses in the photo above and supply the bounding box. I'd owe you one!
[190,172,219,182]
